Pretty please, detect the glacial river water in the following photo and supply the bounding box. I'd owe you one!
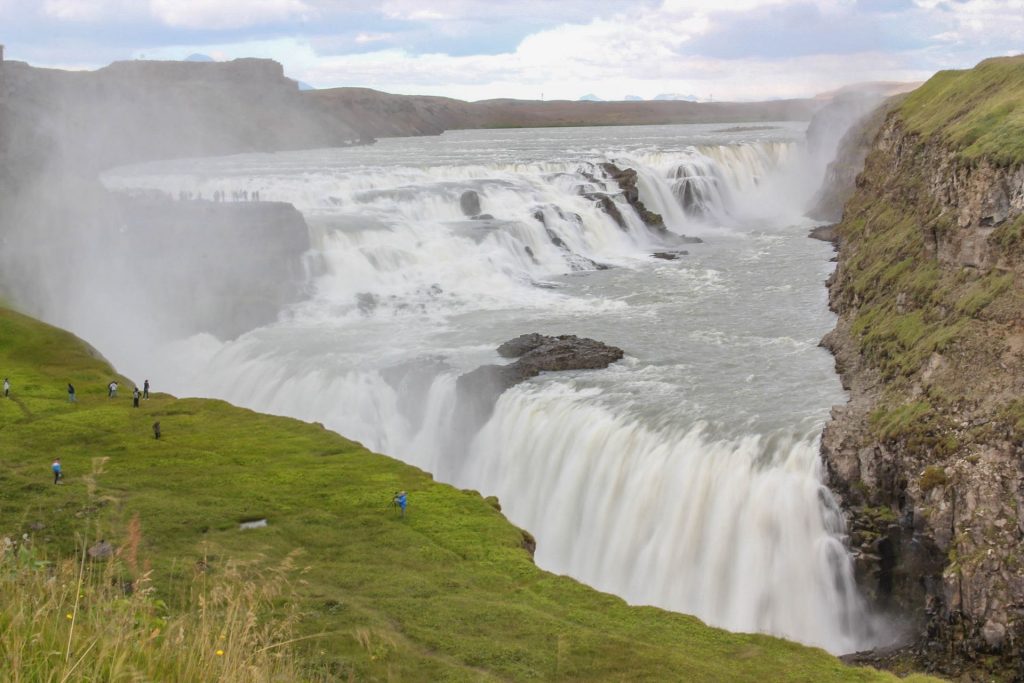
[103,122,880,653]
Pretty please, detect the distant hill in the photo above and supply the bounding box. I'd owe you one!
[654,93,700,102]
[184,53,215,62]
[624,95,644,101]
[578,93,605,101]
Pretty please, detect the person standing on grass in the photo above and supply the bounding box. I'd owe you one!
[52,458,63,484]
[108,381,118,398]
[3,377,8,397]
[143,379,150,399]
[132,386,140,408]
[67,383,76,403]
[393,491,408,518]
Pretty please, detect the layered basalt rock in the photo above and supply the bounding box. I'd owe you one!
[822,101,1024,679]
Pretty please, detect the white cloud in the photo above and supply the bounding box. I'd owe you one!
[41,0,142,21]
[12,0,1024,100]
[149,0,315,29]
[919,0,1024,45]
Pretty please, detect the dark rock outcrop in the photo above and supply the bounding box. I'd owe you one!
[592,163,703,246]
[585,192,629,230]
[531,207,611,271]
[462,333,624,396]
[807,224,838,244]
[110,195,311,338]
[460,190,482,217]
[599,162,667,231]
[456,334,624,431]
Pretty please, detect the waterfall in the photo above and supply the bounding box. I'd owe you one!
[100,126,880,654]
[460,384,869,653]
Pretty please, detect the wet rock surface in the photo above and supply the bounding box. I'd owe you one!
[456,334,624,430]
[464,333,624,395]
[459,190,482,217]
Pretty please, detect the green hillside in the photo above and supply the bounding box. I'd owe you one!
[899,55,1024,165]
[0,306,932,681]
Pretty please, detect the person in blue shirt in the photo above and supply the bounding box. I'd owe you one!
[393,491,408,518]
[52,458,63,484]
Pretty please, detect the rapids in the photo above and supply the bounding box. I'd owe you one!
[102,122,882,653]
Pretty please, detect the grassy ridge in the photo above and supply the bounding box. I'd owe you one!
[899,55,1024,165]
[0,306,931,681]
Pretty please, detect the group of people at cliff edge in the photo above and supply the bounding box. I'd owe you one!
[94,379,150,405]
[5,376,152,404]
[37,376,412,517]
[50,379,158,485]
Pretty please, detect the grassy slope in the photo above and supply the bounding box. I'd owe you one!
[0,307,933,681]
[899,55,1024,166]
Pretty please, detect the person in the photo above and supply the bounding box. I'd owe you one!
[67,383,76,403]
[132,386,140,408]
[108,381,118,398]
[153,421,161,440]
[143,379,150,399]
[393,491,408,518]
[3,377,8,397]
[52,458,63,484]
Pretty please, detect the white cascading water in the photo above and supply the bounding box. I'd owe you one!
[101,123,881,654]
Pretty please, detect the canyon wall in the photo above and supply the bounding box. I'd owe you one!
[821,56,1024,680]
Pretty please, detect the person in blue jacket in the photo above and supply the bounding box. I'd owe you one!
[393,491,408,518]
[52,458,63,484]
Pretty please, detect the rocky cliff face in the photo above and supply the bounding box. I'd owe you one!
[822,60,1024,680]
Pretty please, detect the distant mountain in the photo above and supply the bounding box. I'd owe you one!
[296,81,315,91]
[184,53,215,62]
[623,95,644,101]
[578,94,605,102]
[653,93,699,102]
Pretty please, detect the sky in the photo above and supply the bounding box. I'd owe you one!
[0,0,1022,101]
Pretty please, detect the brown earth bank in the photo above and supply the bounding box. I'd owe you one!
[818,58,1024,681]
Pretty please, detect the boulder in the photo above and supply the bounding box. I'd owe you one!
[456,334,624,431]
[584,192,628,230]
[599,162,666,230]
[460,190,482,217]
[461,334,623,396]
[88,539,114,560]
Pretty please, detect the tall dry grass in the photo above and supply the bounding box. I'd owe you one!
[0,534,325,682]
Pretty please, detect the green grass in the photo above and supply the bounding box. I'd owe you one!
[0,306,936,681]
[1,542,319,682]
[900,55,1024,165]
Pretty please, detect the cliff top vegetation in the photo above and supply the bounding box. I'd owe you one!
[899,55,1024,165]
